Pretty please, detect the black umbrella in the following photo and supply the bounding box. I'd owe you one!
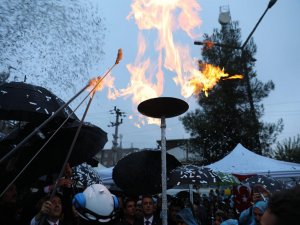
[45,120,108,167]
[112,150,182,196]
[0,81,78,122]
[215,171,240,186]
[167,165,221,186]
[0,120,108,192]
[72,163,103,189]
[243,174,286,193]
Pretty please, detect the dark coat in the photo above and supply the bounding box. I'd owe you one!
[34,218,65,225]
[133,215,162,225]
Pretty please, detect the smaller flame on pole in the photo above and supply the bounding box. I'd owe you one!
[0,49,123,199]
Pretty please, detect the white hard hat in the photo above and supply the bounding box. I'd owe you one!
[73,184,120,222]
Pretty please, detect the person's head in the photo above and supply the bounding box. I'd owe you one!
[64,163,72,178]
[37,194,63,221]
[214,210,226,225]
[48,195,63,220]
[169,205,181,222]
[214,215,223,225]
[135,200,143,219]
[168,200,183,223]
[261,186,300,225]
[141,195,154,218]
[123,198,136,218]
[252,184,270,203]
[253,201,268,225]
[227,209,236,219]
[73,184,119,222]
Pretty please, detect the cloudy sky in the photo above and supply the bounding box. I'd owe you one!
[4,0,299,150]
[78,0,299,149]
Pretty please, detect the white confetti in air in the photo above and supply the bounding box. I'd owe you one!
[29,102,37,105]
[26,94,29,98]
[38,89,42,93]
[44,109,49,114]
[36,107,40,111]
[46,96,52,101]
[0,90,8,94]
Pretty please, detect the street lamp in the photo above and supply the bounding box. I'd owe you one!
[240,0,277,152]
[242,0,277,50]
[194,0,278,153]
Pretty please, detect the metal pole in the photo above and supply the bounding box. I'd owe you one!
[239,5,275,152]
[39,91,96,225]
[238,1,277,152]
[50,91,96,198]
[189,184,194,205]
[0,49,122,164]
[193,2,277,154]
[0,83,89,164]
[160,116,167,225]
[240,50,262,152]
[194,41,241,50]
[241,6,270,50]
[0,87,96,197]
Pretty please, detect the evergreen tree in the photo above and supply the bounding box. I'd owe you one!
[275,135,300,163]
[180,21,283,164]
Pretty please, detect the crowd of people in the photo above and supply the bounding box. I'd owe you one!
[1,164,300,225]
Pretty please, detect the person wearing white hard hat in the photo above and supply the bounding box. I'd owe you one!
[73,183,120,224]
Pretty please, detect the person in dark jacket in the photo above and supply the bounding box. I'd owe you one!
[168,199,184,225]
[133,195,161,225]
[30,193,75,225]
[116,198,137,225]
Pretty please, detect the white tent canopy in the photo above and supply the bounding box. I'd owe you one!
[94,166,115,186]
[207,143,300,178]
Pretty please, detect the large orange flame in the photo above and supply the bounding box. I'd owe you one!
[188,63,243,97]
[105,0,242,126]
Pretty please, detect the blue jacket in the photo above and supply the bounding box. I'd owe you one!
[249,201,268,225]
[239,201,268,225]
[221,219,239,225]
